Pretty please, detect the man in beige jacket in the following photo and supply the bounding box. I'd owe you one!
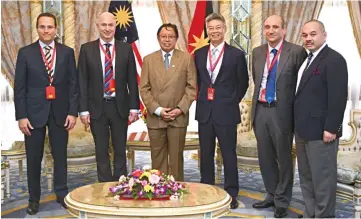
[140,23,197,181]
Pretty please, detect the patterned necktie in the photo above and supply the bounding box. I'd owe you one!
[104,43,114,95]
[265,48,278,104]
[210,48,218,83]
[164,53,170,71]
[304,52,314,72]
[44,46,53,79]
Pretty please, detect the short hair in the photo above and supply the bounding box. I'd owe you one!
[157,23,179,38]
[36,12,57,28]
[264,15,286,28]
[304,19,326,32]
[205,13,226,26]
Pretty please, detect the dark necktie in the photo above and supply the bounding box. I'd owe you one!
[304,52,314,71]
[265,48,278,104]
[104,43,114,95]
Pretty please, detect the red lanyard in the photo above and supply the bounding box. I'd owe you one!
[266,43,284,73]
[208,43,225,73]
[40,44,56,84]
[99,41,116,64]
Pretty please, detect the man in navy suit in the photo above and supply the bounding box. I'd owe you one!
[295,20,348,218]
[194,12,249,209]
[14,13,78,215]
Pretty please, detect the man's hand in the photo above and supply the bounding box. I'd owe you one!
[160,108,173,121]
[80,115,90,126]
[168,108,182,119]
[129,112,139,123]
[64,115,77,131]
[323,131,336,143]
[18,118,33,136]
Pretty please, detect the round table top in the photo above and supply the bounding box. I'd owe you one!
[65,182,231,218]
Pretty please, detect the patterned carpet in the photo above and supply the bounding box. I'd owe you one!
[1,151,355,218]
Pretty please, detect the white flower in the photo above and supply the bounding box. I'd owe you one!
[170,195,179,200]
[129,178,135,189]
[149,174,160,185]
[113,195,120,200]
[119,175,126,182]
[170,175,175,182]
[142,165,151,171]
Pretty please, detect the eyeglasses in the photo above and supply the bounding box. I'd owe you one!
[159,35,177,40]
[207,25,224,31]
[38,25,56,30]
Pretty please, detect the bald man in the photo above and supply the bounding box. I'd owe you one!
[251,15,307,218]
[78,12,140,182]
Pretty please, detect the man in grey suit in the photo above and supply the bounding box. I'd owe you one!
[251,15,307,218]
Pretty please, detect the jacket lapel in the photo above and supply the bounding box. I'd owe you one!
[53,42,64,83]
[276,41,291,82]
[255,45,267,91]
[33,41,49,80]
[296,45,328,96]
[201,45,211,85]
[93,39,103,79]
[155,50,167,86]
[114,40,122,76]
[165,49,181,81]
[213,43,228,85]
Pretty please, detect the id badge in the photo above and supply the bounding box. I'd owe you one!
[46,86,56,100]
[207,87,215,101]
[109,79,116,92]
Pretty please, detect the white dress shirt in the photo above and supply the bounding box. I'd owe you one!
[39,40,56,76]
[154,49,175,116]
[296,42,327,93]
[258,40,283,101]
[207,41,225,83]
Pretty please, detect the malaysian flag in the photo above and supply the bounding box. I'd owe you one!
[109,0,145,118]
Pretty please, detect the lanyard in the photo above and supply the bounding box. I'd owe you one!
[208,43,225,85]
[266,43,284,73]
[99,41,116,64]
[39,44,56,84]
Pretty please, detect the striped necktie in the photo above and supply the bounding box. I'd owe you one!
[44,45,53,79]
[104,43,114,95]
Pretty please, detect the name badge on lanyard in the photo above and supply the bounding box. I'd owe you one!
[207,44,225,101]
[99,41,116,92]
[40,45,57,100]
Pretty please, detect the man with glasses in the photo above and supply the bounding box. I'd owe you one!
[194,13,249,209]
[14,12,78,214]
[250,15,307,218]
[295,19,348,218]
[140,23,197,181]
[78,12,139,182]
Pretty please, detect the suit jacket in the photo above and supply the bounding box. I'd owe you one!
[251,41,307,132]
[14,41,78,128]
[78,39,140,119]
[195,43,249,125]
[140,49,197,129]
[294,45,348,140]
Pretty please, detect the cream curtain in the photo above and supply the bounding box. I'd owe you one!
[1,1,32,87]
[262,1,324,45]
[348,1,361,58]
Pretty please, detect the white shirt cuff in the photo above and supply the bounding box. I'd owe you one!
[154,107,163,116]
[129,109,139,113]
[79,111,89,116]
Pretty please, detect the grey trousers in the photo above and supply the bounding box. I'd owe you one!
[254,104,294,208]
[295,133,338,218]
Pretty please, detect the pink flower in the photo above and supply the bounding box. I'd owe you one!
[149,174,160,185]
[141,180,148,186]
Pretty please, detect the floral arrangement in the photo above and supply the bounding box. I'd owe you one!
[108,165,187,200]
[140,108,147,124]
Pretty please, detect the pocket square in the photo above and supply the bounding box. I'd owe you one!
[312,68,320,74]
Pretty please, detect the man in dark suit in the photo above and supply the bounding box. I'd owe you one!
[194,12,249,209]
[251,15,307,218]
[78,12,139,183]
[295,20,348,218]
[14,13,78,215]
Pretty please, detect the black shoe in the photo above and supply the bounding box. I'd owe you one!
[26,202,39,215]
[252,200,275,208]
[274,207,288,218]
[230,197,239,209]
[298,215,303,218]
[56,197,67,209]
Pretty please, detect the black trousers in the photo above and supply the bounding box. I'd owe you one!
[198,118,239,198]
[25,108,68,202]
[90,100,128,182]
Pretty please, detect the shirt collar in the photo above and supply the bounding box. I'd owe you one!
[268,39,283,53]
[99,38,115,47]
[210,41,225,51]
[39,40,55,49]
[161,49,174,58]
[307,42,327,58]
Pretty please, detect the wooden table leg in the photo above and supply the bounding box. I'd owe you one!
[127,149,134,173]
[1,163,5,203]
[19,159,23,182]
[5,161,10,198]
[215,146,222,184]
